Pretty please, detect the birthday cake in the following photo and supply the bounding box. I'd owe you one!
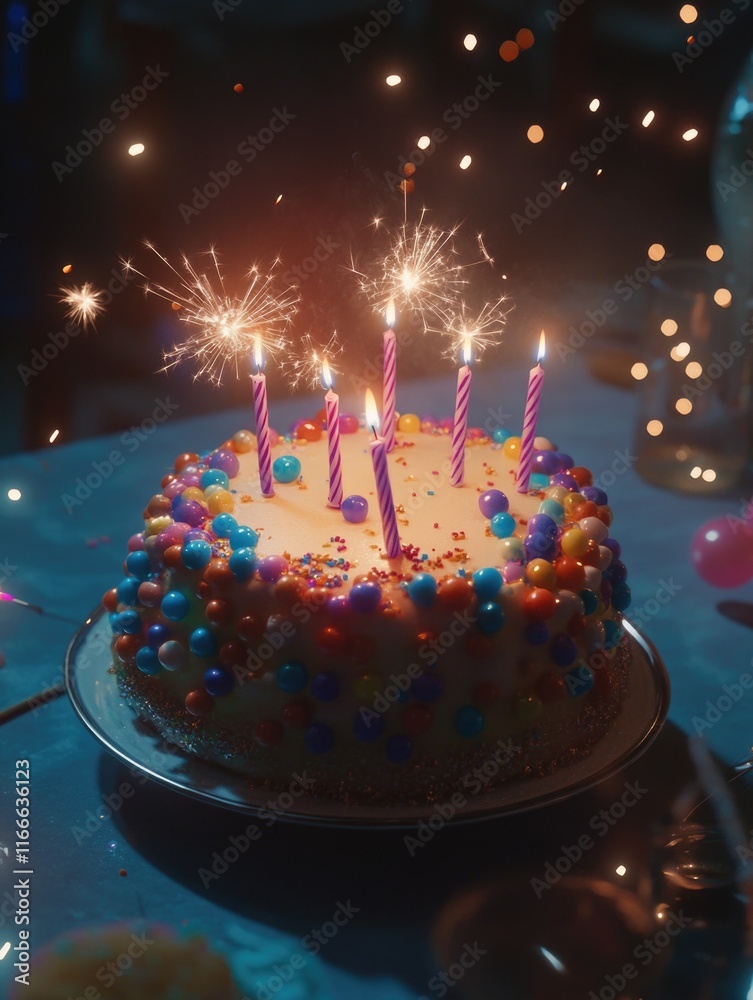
[103,415,633,805]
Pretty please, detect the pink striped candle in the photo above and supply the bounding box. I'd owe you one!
[323,359,343,508]
[365,389,401,559]
[450,337,473,487]
[252,338,274,498]
[383,300,397,452]
[517,331,546,494]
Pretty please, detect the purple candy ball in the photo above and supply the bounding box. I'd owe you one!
[342,495,369,524]
[503,561,525,584]
[602,537,621,560]
[582,485,608,505]
[551,473,578,491]
[327,594,352,618]
[171,498,205,527]
[349,581,382,613]
[478,489,509,519]
[257,554,289,582]
[533,450,562,476]
[181,471,202,488]
[163,479,187,500]
[184,528,213,544]
[155,522,192,552]
[554,453,574,470]
[208,449,240,479]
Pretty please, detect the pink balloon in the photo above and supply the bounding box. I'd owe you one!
[691,516,753,588]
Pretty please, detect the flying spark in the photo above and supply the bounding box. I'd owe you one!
[58,283,106,329]
[284,331,344,390]
[129,244,299,384]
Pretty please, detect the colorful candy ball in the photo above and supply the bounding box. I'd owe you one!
[342,494,368,523]
[478,489,509,519]
[691,517,753,588]
[273,455,301,483]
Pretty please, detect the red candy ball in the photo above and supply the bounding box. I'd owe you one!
[163,545,184,569]
[402,703,433,737]
[315,626,348,655]
[523,587,558,619]
[296,421,322,443]
[282,699,310,729]
[137,581,162,607]
[175,452,199,473]
[102,588,118,612]
[206,599,233,627]
[204,558,234,592]
[237,614,263,641]
[571,500,599,521]
[568,466,593,488]
[437,576,474,610]
[185,689,213,717]
[147,494,172,517]
[555,556,586,592]
[115,634,142,663]
[254,719,283,747]
[219,640,246,667]
[196,581,212,600]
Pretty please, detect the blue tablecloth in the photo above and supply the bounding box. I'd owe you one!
[0,355,749,997]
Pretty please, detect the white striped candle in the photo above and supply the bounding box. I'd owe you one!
[450,337,473,487]
[365,389,401,559]
[252,338,275,497]
[383,300,397,452]
[323,359,343,508]
[517,331,546,493]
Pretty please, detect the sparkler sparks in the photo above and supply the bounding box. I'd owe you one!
[129,244,299,384]
[354,213,471,328]
[285,331,344,390]
[58,282,106,329]
[437,296,509,361]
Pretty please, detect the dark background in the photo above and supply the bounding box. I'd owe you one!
[1,0,752,456]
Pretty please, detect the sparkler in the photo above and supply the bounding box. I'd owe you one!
[128,244,299,384]
[59,283,106,329]
[284,331,344,390]
[436,295,509,362]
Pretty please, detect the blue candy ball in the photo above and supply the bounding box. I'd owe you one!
[276,661,308,693]
[228,547,257,581]
[181,539,212,570]
[566,664,595,697]
[204,667,235,697]
[411,674,443,702]
[211,513,238,538]
[125,551,151,582]
[525,533,556,561]
[538,499,565,525]
[473,567,503,601]
[305,723,334,754]
[117,577,140,606]
[349,581,382,613]
[492,427,513,443]
[189,627,218,657]
[161,591,189,621]
[229,526,259,550]
[118,609,142,635]
[341,494,369,524]
[109,613,122,634]
[478,489,509,519]
[200,469,230,491]
[530,473,550,489]
[135,646,160,675]
[311,671,340,702]
[353,711,384,742]
[582,485,608,506]
[551,633,579,667]
[273,455,301,484]
[147,623,170,649]
[386,735,413,763]
[527,513,558,538]
[580,589,599,616]
[611,584,632,611]
[477,601,505,634]
[455,705,484,738]
[490,512,516,538]
[407,573,437,607]
[607,560,628,585]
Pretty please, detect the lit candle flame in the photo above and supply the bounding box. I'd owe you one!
[462,335,472,367]
[365,389,380,433]
[253,335,264,373]
[386,299,396,328]
[322,357,333,390]
[537,330,546,364]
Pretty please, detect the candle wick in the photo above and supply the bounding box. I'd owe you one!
[370,425,379,440]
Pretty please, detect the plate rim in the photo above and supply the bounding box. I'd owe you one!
[64,607,670,829]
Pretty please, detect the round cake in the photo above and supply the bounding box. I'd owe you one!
[103,413,633,805]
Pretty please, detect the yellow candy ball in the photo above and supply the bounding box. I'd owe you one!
[398,413,421,433]
[503,436,521,459]
[561,527,589,558]
[203,483,225,498]
[181,486,204,503]
[354,673,381,701]
[206,488,235,515]
[232,429,255,453]
[526,558,557,589]
[545,485,568,504]
[563,492,586,514]
[145,515,172,536]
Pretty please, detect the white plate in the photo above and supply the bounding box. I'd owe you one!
[65,610,670,829]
